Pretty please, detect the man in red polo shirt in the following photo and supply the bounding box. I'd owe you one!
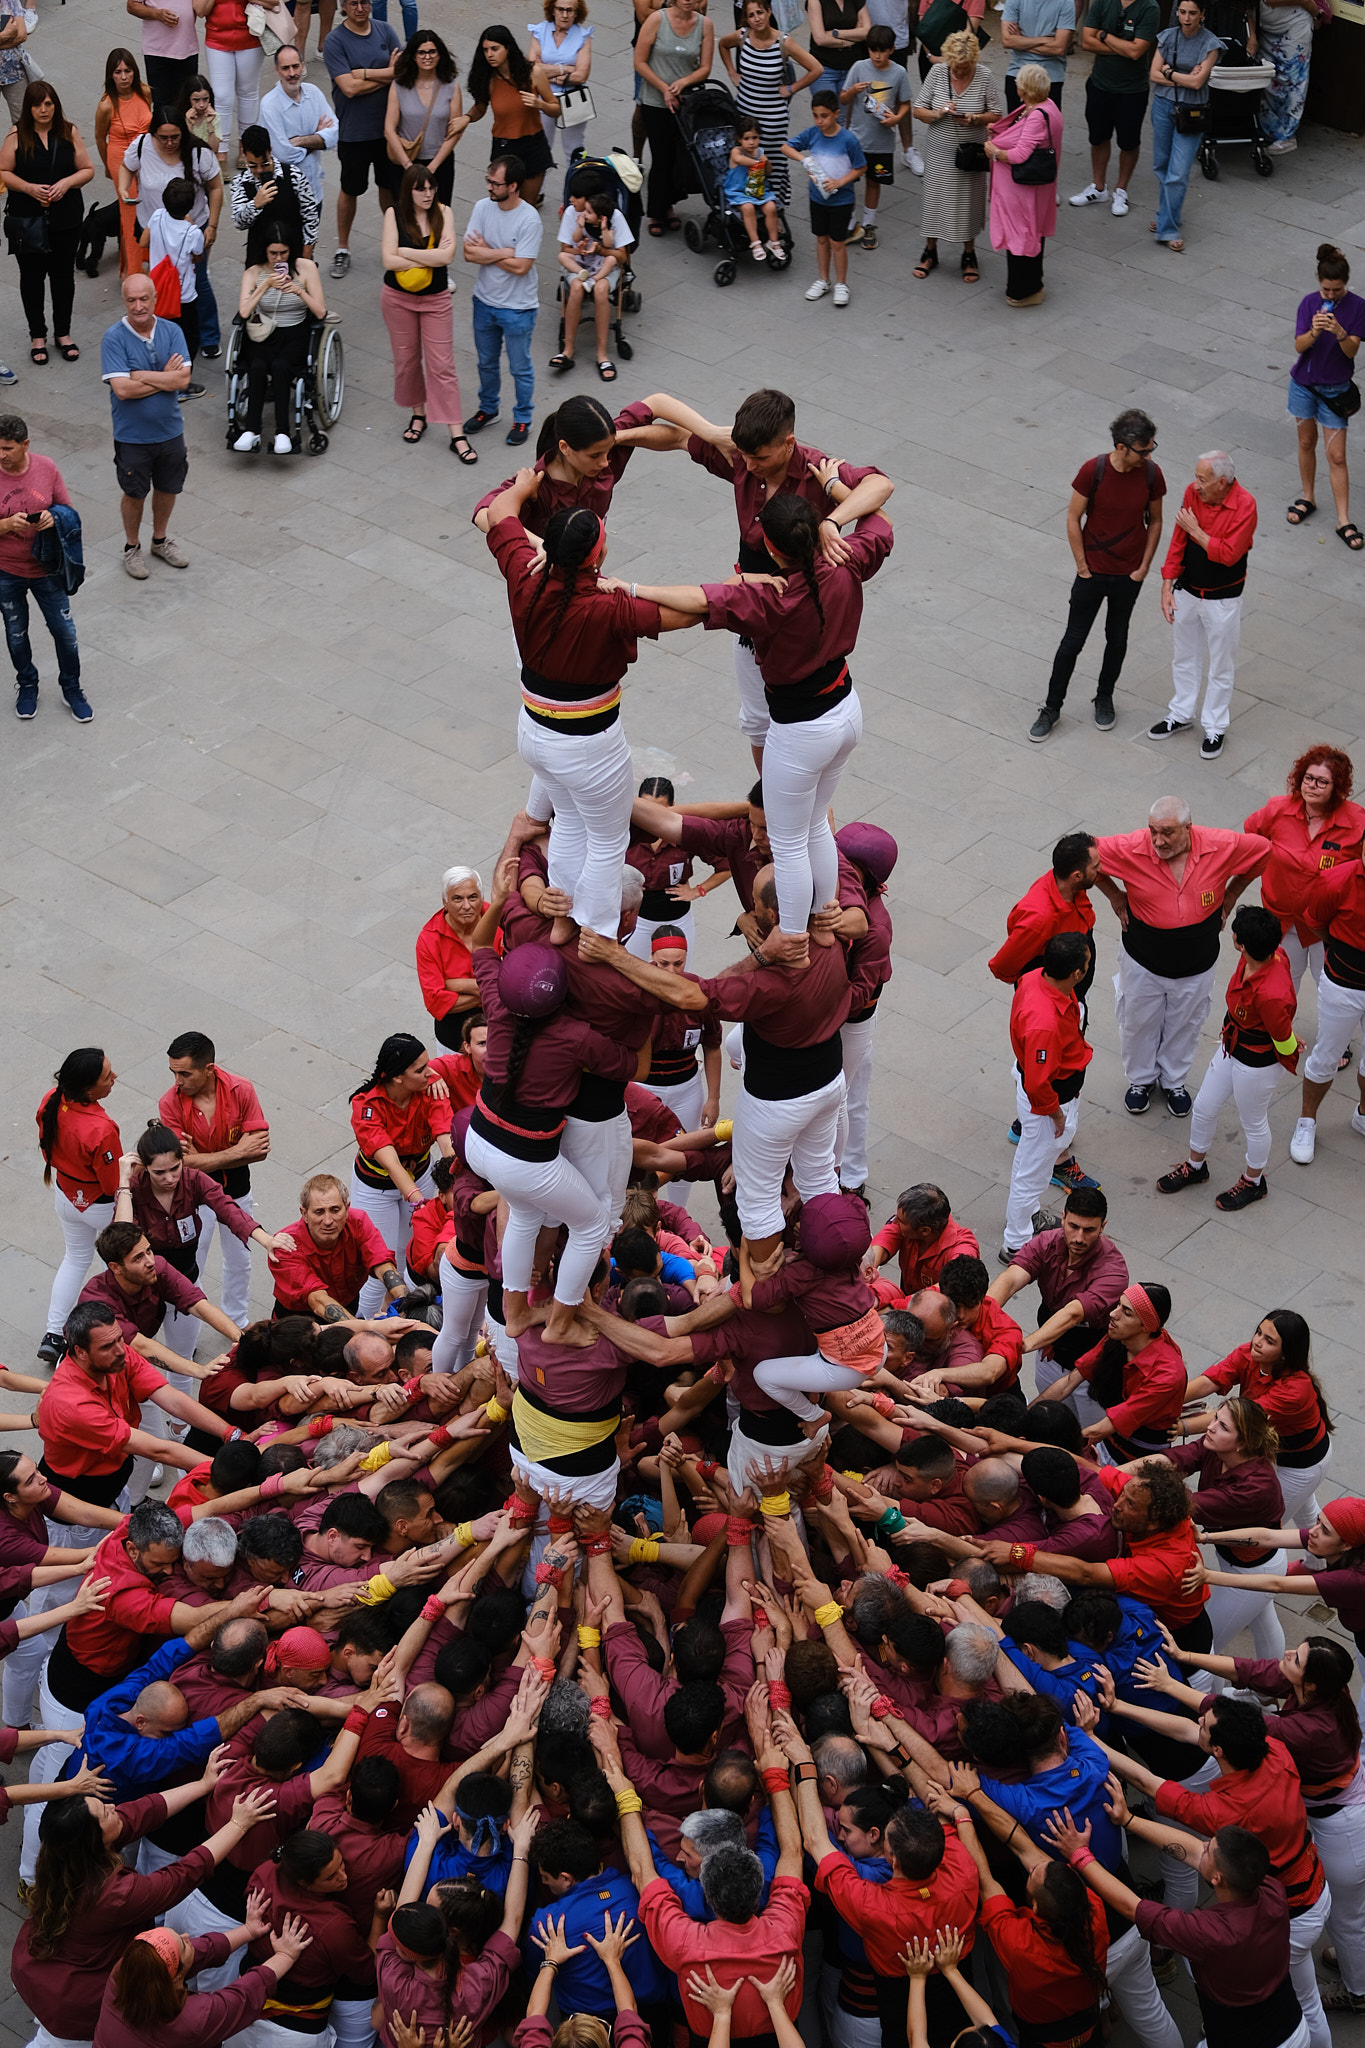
[1011,1461,1211,1649]
[864,1184,979,1297]
[160,1031,270,1330]
[780,1710,980,2048]
[1095,799,1269,1118]
[592,1710,809,2041]
[37,1302,235,1545]
[990,833,1100,992]
[1003,935,1099,1260]
[271,1173,405,1325]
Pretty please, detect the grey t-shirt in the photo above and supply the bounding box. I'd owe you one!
[465,195,543,310]
[323,19,401,141]
[1151,20,1224,100]
[843,57,912,149]
[1001,0,1073,77]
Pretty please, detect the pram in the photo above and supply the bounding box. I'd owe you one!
[1195,8,1276,181]
[674,80,793,286]
[557,147,644,359]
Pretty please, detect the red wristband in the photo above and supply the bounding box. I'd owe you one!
[870,1695,894,1720]
[752,1606,770,1629]
[762,1766,789,1795]
[727,1516,754,1547]
[583,1532,611,1555]
[534,1561,556,1585]
[531,1655,556,1680]
[885,1567,909,1588]
[809,1466,835,1502]
[422,1595,445,1621]
[768,1680,792,1710]
[505,1493,538,1526]
[698,1459,719,1481]
[872,1392,896,1418]
[404,1376,424,1400]
[547,1514,574,1536]
[589,1694,612,1718]
[427,1425,453,1449]
[1009,1542,1036,1571]
[308,1414,333,1438]
[343,1708,368,1735]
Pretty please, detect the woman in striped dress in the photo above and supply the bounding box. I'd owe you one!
[721,0,822,203]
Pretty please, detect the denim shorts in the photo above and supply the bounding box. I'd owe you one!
[1288,375,1352,430]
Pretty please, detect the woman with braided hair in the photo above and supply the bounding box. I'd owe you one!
[485,468,701,943]
[460,855,647,1344]
[348,1032,455,1317]
[623,489,892,945]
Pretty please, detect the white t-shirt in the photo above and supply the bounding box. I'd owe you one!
[147,209,204,303]
[557,204,635,252]
[465,195,543,310]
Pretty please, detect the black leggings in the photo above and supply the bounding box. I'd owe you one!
[1006,247,1045,298]
[641,102,687,224]
[15,232,79,340]
[242,321,311,433]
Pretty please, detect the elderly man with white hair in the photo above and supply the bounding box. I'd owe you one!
[415,863,492,1051]
[1149,449,1259,761]
[1094,799,1270,1117]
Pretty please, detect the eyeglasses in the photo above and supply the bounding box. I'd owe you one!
[1123,439,1157,454]
[1301,773,1334,787]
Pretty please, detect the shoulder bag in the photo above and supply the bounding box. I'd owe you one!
[1010,97,1057,182]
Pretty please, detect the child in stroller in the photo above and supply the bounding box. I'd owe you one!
[725,120,785,262]
[675,80,793,283]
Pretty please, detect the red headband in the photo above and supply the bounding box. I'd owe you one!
[1324,1498,1365,1550]
[135,1927,183,1972]
[265,1625,330,1675]
[1124,1284,1161,1334]
[651,932,685,955]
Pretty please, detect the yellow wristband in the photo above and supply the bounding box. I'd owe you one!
[360,1442,393,1473]
[475,1335,488,1357]
[629,1537,660,1564]
[760,1492,791,1517]
[578,1625,602,1648]
[614,1787,644,1816]
[1272,1034,1298,1055]
[360,1571,397,1604]
[484,1397,508,1425]
[454,1520,474,1550]
[845,1470,864,1483]
[814,1599,844,1630]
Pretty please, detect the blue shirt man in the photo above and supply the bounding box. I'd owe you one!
[646,1809,780,1923]
[528,1865,671,2015]
[99,275,191,574]
[980,1725,1123,1870]
[77,1636,230,1801]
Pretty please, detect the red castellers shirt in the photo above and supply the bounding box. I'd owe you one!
[990,871,1096,985]
[1221,948,1299,1072]
[870,1215,979,1296]
[1243,793,1365,942]
[1010,968,1093,1116]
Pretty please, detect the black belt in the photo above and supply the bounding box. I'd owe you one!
[355,1147,430,1191]
[741,1023,842,1100]
[641,887,685,922]
[766,654,852,725]
[520,661,620,735]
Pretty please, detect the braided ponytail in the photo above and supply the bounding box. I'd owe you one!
[759,492,825,634]
[525,505,603,636]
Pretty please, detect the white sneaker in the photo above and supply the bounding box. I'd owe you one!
[904,145,924,175]
[273,432,292,454]
[833,281,849,306]
[1112,186,1129,216]
[233,430,261,452]
[1289,1116,1317,1164]
[1266,135,1296,154]
[805,278,831,300]
[1069,182,1107,206]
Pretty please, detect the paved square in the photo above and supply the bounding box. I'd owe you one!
[0,0,1362,2036]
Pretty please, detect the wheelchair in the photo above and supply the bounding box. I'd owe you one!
[224,313,344,456]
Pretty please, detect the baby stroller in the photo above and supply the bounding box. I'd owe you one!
[674,80,792,286]
[1196,3,1276,179]
[557,147,644,360]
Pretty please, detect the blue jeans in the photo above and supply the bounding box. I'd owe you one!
[1151,94,1200,243]
[194,252,221,350]
[372,0,418,37]
[472,298,537,424]
[0,569,80,693]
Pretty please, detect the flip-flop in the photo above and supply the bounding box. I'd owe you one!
[1337,522,1365,550]
[1286,497,1316,525]
[402,413,427,443]
[598,359,617,382]
[548,352,574,372]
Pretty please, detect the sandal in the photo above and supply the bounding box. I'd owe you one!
[56,339,79,361]
[913,243,937,279]
[961,247,979,282]
[402,413,427,443]
[449,435,478,464]
[1286,496,1316,525]
[1337,521,1365,551]
[548,352,574,372]
[597,359,617,382]
[665,214,682,231]
[648,221,666,236]
[29,342,47,365]
[1162,236,1184,252]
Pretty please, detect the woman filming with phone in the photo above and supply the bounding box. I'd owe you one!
[233,214,324,454]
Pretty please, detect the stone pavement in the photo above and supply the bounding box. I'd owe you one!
[0,0,1363,2037]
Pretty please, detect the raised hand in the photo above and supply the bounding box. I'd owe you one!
[532,1912,587,1969]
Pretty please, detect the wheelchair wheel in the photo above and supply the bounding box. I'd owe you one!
[308,431,329,455]
[316,324,344,426]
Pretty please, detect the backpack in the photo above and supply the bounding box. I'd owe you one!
[149,253,181,316]
[1085,450,1158,518]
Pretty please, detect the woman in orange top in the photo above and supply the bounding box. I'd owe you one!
[348,1032,454,1317]
[1245,745,1365,991]
[93,50,153,278]
[465,27,558,207]
[36,1048,121,1363]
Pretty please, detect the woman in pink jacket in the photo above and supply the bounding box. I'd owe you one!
[985,62,1061,307]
